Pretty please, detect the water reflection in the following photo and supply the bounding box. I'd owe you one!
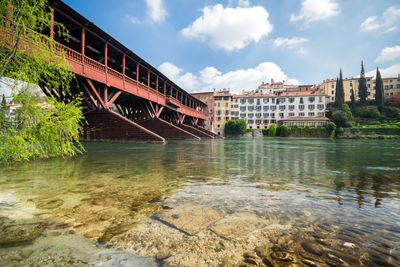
[0,139,399,266]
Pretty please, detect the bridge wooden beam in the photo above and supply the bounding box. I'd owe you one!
[156,106,164,118]
[108,91,121,107]
[86,79,106,109]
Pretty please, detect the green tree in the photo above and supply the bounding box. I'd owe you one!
[268,123,277,137]
[350,89,356,109]
[0,0,83,162]
[278,124,290,137]
[224,119,247,135]
[358,61,368,105]
[375,67,384,110]
[335,69,344,107]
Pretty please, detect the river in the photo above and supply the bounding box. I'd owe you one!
[1,138,399,266]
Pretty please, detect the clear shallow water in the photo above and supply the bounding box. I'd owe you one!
[1,138,400,266]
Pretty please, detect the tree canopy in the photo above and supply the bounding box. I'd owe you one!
[358,61,368,105]
[0,0,84,162]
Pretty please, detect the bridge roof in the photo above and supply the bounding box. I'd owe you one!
[49,0,206,107]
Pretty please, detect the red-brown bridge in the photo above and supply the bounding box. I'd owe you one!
[40,0,217,143]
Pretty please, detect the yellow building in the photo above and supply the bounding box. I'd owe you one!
[213,89,232,136]
[320,74,400,103]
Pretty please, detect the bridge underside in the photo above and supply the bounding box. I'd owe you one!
[44,76,215,142]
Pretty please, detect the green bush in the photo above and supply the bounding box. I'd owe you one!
[268,123,277,137]
[350,127,400,135]
[336,127,345,136]
[262,128,269,136]
[354,106,381,118]
[326,122,336,133]
[383,106,400,118]
[278,125,290,137]
[224,119,247,135]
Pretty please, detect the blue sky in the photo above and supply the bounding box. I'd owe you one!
[62,0,400,93]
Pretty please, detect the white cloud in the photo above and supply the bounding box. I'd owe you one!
[290,0,339,24]
[158,62,200,89]
[126,14,140,24]
[181,4,273,51]
[158,62,300,94]
[376,45,400,63]
[145,0,167,23]
[361,6,400,33]
[366,63,400,78]
[273,37,309,48]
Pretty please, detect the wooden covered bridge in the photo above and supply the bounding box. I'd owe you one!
[36,1,218,142]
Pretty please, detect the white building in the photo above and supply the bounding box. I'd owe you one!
[231,81,329,129]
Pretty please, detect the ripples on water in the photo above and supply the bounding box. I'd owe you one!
[0,139,400,266]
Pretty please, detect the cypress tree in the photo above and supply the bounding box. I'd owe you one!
[358,61,368,105]
[375,67,384,110]
[1,94,6,106]
[335,69,344,107]
[350,89,356,109]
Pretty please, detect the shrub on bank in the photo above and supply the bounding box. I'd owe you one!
[354,106,381,118]
[224,119,247,135]
[350,127,400,135]
[278,125,290,137]
[268,124,277,137]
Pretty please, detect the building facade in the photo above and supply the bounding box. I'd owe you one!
[319,74,400,103]
[213,89,233,136]
[233,82,328,130]
[191,91,215,131]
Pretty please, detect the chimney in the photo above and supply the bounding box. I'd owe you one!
[271,78,274,84]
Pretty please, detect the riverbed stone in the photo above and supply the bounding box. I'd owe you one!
[210,212,268,240]
[154,204,225,235]
[36,199,64,209]
[301,241,325,256]
[0,218,47,247]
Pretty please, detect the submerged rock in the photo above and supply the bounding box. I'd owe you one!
[0,218,47,247]
[210,212,268,240]
[154,203,225,235]
[301,241,325,256]
[36,199,64,209]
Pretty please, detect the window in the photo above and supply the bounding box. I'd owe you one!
[385,93,388,97]
[255,120,262,124]
[390,85,393,89]
[248,120,254,124]
[248,113,254,118]
[368,92,371,96]
[350,82,353,87]
[240,99,246,104]
[288,113,295,117]
[331,84,334,88]
[299,105,305,110]
[255,106,262,111]
[279,113,284,117]
[217,117,221,121]
[225,103,228,107]
[263,106,269,111]
[289,105,295,111]
[217,110,221,115]
[225,110,229,115]
[308,105,315,110]
[240,113,246,118]
[368,84,371,88]
[317,104,324,110]
[218,103,220,107]
[305,87,309,91]
[300,97,304,104]
[299,112,305,117]
[288,97,295,103]
[309,97,315,102]
[385,85,389,89]
[390,92,393,96]
[263,98,269,103]
[279,106,286,110]
[263,120,268,124]
[248,99,254,104]
[317,112,324,116]
[225,117,229,120]
[270,106,277,111]
[271,113,275,118]
[255,113,262,118]
[256,99,261,105]
[272,98,275,103]
[308,112,315,116]
[397,84,400,89]
[319,96,323,102]
[240,107,246,111]
[248,106,254,111]
[263,113,269,117]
